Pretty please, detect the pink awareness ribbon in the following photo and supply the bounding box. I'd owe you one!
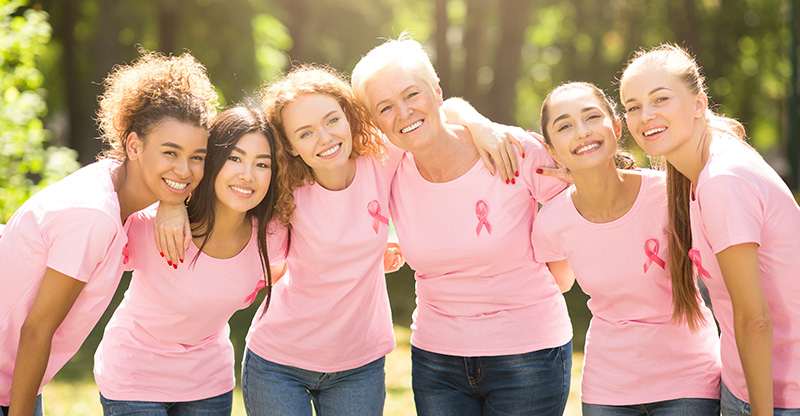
[122,244,130,265]
[367,200,389,234]
[688,248,712,280]
[475,200,491,236]
[244,279,267,305]
[643,238,666,273]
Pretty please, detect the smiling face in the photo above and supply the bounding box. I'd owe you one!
[280,93,353,176]
[363,68,444,152]
[129,117,207,205]
[213,131,272,215]
[620,67,707,158]
[543,87,621,172]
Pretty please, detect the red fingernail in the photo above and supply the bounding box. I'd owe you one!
[168,260,172,266]
[522,152,526,158]
[511,178,516,184]
[536,168,544,174]
[505,179,509,184]
[515,171,519,177]
[180,259,184,263]
[173,264,177,269]
[160,252,164,257]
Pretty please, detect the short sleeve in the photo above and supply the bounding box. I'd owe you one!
[44,208,120,282]
[123,209,156,272]
[696,174,763,254]
[521,138,566,203]
[531,207,565,263]
[266,221,289,264]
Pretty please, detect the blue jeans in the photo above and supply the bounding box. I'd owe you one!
[721,382,800,415]
[583,398,719,416]
[411,341,572,416]
[99,390,232,416]
[1,394,43,416]
[241,349,386,416]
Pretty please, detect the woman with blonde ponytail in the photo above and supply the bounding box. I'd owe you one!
[620,44,800,416]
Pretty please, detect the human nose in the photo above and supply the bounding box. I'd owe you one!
[576,122,592,138]
[641,104,656,122]
[397,101,412,118]
[239,162,255,182]
[173,157,191,178]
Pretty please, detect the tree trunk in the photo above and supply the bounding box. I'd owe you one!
[486,0,531,124]
[159,0,181,55]
[282,0,315,64]
[434,0,451,95]
[463,0,489,105]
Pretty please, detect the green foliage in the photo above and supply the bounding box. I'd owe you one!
[0,0,79,222]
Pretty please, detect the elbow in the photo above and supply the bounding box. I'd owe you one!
[736,310,772,337]
[18,319,56,349]
[558,279,575,293]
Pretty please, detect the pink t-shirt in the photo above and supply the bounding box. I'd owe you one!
[689,135,800,408]
[94,205,288,401]
[390,135,572,356]
[246,148,403,372]
[533,169,721,405]
[0,160,128,405]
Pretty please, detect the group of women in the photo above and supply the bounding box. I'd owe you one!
[0,31,798,416]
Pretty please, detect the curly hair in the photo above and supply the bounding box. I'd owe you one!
[259,64,385,227]
[97,51,219,162]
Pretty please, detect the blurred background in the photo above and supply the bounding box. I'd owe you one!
[2,0,799,413]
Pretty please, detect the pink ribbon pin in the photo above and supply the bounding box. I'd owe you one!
[643,238,666,273]
[367,200,389,234]
[475,200,491,236]
[122,244,130,265]
[244,279,267,305]
[688,249,712,280]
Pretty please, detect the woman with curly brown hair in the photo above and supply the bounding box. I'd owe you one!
[0,51,217,416]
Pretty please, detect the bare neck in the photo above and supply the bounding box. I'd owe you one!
[411,124,479,183]
[571,162,642,223]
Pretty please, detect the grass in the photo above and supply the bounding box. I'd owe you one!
[39,267,592,415]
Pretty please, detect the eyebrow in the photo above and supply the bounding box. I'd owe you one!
[624,86,668,104]
[162,142,207,154]
[293,110,339,134]
[551,106,598,125]
[374,85,417,110]
[231,146,272,159]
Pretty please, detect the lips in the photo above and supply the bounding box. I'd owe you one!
[164,178,189,192]
[642,126,667,140]
[317,143,342,158]
[230,185,254,197]
[573,141,601,155]
[400,120,423,134]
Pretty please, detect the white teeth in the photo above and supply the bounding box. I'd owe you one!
[231,186,253,195]
[164,178,188,190]
[574,142,600,155]
[401,120,423,134]
[643,127,666,137]
[318,143,341,157]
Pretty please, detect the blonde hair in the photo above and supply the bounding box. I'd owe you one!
[621,44,747,331]
[97,51,218,162]
[351,31,439,112]
[260,64,384,227]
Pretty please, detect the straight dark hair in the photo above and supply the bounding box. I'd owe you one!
[187,103,283,316]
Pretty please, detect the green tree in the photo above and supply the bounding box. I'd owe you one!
[0,0,79,222]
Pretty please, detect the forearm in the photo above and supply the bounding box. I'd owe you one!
[441,97,492,129]
[9,325,53,416]
[734,312,773,415]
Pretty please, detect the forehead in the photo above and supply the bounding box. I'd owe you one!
[282,93,342,120]
[620,67,682,99]
[235,131,271,153]
[548,88,604,117]
[365,68,426,102]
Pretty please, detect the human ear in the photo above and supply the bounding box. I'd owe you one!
[694,92,708,118]
[435,84,444,106]
[126,132,144,161]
